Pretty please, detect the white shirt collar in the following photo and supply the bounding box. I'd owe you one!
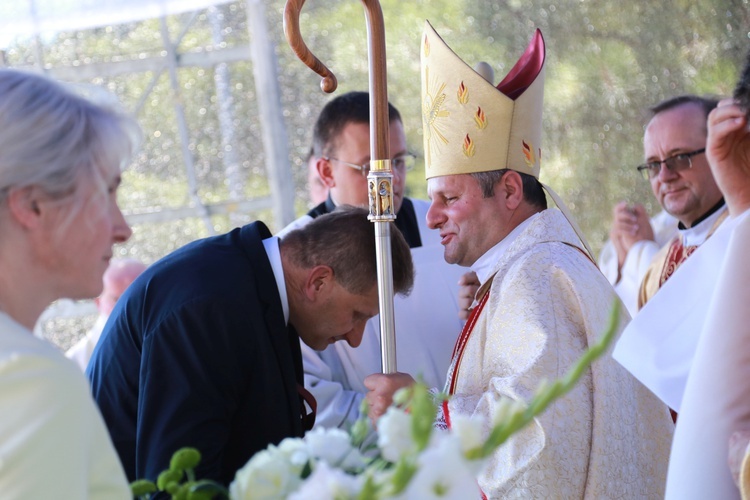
[471,214,537,286]
[680,205,728,247]
[262,236,289,325]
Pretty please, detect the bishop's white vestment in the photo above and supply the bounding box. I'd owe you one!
[442,209,674,499]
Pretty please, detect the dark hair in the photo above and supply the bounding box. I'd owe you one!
[312,91,402,158]
[648,95,719,132]
[280,206,414,296]
[470,169,547,210]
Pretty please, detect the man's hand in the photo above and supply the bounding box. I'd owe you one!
[363,372,415,425]
[457,271,480,321]
[620,203,654,248]
[707,99,750,215]
[609,202,655,269]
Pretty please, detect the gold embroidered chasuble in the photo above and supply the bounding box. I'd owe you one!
[638,208,729,310]
[441,209,673,499]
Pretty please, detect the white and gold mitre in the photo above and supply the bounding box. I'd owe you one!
[421,20,545,180]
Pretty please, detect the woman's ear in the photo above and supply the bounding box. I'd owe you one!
[7,186,43,228]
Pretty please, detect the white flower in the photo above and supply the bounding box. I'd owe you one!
[287,461,362,500]
[304,427,366,470]
[449,413,486,454]
[490,397,524,427]
[377,406,417,462]
[277,437,310,470]
[229,445,302,500]
[396,434,483,500]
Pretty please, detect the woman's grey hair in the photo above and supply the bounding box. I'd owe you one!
[0,69,140,208]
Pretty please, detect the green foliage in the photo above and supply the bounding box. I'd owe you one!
[170,447,202,473]
[157,469,183,491]
[408,382,437,452]
[131,479,158,497]
[131,446,228,500]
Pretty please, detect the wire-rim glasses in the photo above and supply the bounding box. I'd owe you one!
[636,148,705,180]
[323,153,416,177]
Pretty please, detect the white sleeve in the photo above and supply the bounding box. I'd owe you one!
[301,341,365,431]
[666,210,750,499]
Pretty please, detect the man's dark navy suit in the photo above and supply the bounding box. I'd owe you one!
[87,222,306,486]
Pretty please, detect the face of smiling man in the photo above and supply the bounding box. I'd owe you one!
[643,102,723,227]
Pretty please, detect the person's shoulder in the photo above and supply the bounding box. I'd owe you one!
[143,225,270,293]
[0,334,88,401]
[505,239,599,282]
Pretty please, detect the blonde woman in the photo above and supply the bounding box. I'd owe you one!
[0,69,135,498]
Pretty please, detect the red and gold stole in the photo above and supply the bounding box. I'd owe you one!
[659,237,698,288]
[442,289,491,428]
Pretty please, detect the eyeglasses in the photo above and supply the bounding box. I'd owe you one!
[636,148,705,180]
[323,153,416,177]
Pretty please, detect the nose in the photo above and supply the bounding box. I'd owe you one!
[112,204,132,243]
[345,323,367,348]
[655,161,679,182]
[426,200,444,230]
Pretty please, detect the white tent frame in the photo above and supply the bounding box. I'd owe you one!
[1,0,297,330]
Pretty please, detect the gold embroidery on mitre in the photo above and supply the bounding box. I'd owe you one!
[522,140,535,167]
[474,106,487,130]
[423,65,450,166]
[423,34,430,57]
[457,81,469,104]
[463,134,475,157]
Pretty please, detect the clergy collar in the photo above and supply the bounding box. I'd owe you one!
[679,201,728,247]
[323,193,338,214]
[677,198,725,230]
[262,236,289,325]
[308,194,423,249]
[471,213,538,287]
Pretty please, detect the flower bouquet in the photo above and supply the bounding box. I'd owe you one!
[133,303,620,499]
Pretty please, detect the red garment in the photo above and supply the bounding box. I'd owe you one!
[658,237,698,287]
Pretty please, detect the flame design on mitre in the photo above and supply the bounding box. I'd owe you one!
[421,21,546,180]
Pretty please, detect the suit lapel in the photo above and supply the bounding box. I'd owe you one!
[240,222,304,436]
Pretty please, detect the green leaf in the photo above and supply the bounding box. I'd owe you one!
[157,469,184,491]
[388,457,417,495]
[409,383,436,452]
[356,474,380,500]
[130,479,157,496]
[170,447,202,472]
[301,460,313,479]
[173,482,190,500]
[188,479,230,500]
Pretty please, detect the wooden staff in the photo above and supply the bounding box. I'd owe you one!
[284,0,398,373]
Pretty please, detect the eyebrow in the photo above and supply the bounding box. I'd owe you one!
[646,147,696,161]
